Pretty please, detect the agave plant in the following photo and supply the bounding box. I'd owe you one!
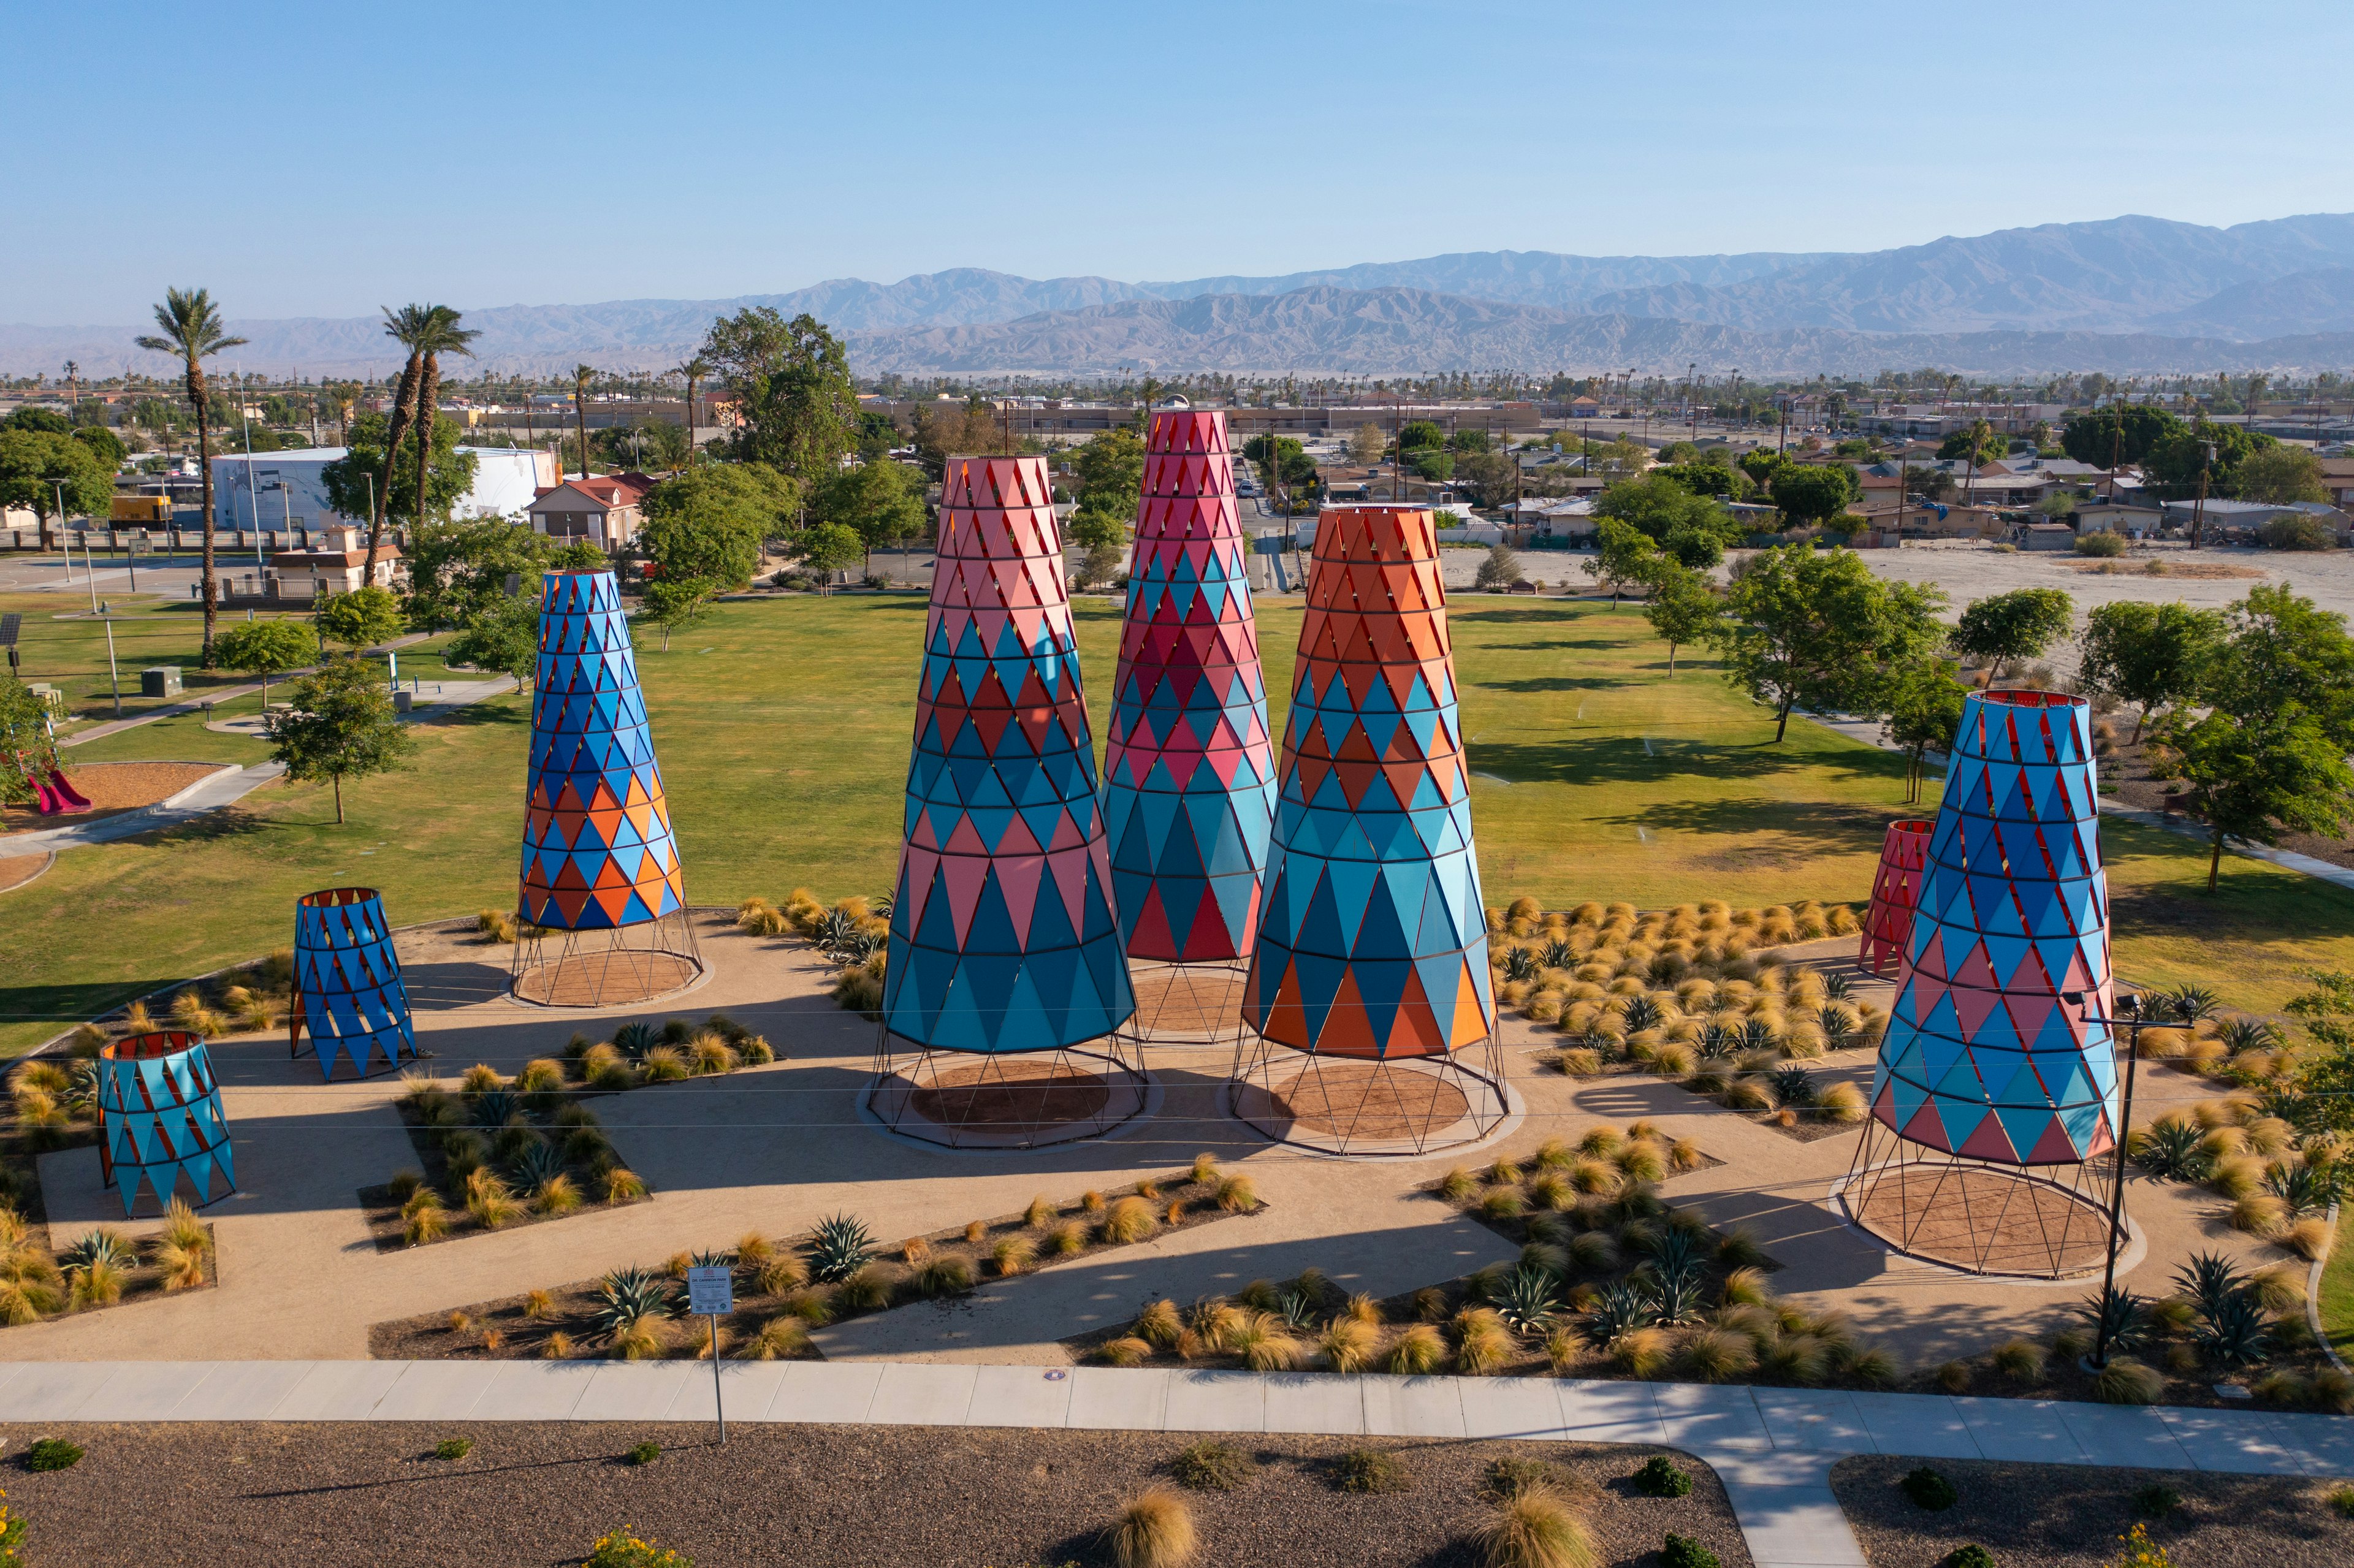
[511,1141,566,1190]
[1813,1004,1855,1049]
[1539,938,1575,971]
[1697,1023,1739,1059]
[806,1213,875,1283]
[58,1230,135,1274]
[1644,1266,1708,1327]
[1492,1265,1561,1334]
[1819,972,1854,1002]
[592,1265,671,1336]
[1769,1066,1819,1108]
[63,1060,99,1116]
[2173,1251,2249,1325]
[837,929,886,965]
[2193,1290,2270,1368]
[2079,1284,2148,1354]
[1740,1018,1780,1054]
[472,1089,520,1129]
[611,1022,658,1062]
[1620,995,1665,1034]
[869,890,895,919]
[2160,984,2221,1024]
[1503,946,1541,983]
[1276,1289,1319,1334]
[813,907,863,957]
[1642,1227,1710,1283]
[2264,1161,2341,1217]
[1585,1280,1650,1343]
[2214,1015,2284,1054]
[2133,1119,2214,1182]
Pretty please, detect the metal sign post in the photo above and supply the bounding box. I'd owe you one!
[685,1265,734,1444]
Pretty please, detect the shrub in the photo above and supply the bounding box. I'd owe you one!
[2131,1483,2181,1518]
[1320,1317,1379,1372]
[1942,1549,1995,1568]
[1476,1484,1598,1568]
[541,1331,576,1360]
[1106,1486,1196,1568]
[1901,1466,1958,1510]
[1610,1326,1670,1377]
[1024,1193,1057,1227]
[1102,1196,1156,1245]
[1656,1536,1720,1568]
[2076,531,2128,557]
[2330,1483,2354,1519]
[991,1235,1038,1276]
[1479,1187,1527,1222]
[639,1046,690,1083]
[751,1318,810,1360]
[1678,1328,1757,1382]
[837,1263,894,1312]
[1456,1319,1514,1376]
[1991,1339,2045,1382]
[2093,1357,2163,1405]
[1388,1323,1446,1374]
[1331,1448,1409,1493]
[1215,1174,1259,1212]
[914,1255,973,1296]
[1095,1336,1153,1367]
[1633,1455,1691,1498]
[25,1438,82,1471]
[1170,1439,1254,1492]
[1045,1220,1088,1257]
[433,1437,474,1461]
[1189,1152,1219,1185]
[756,1254,809,1295]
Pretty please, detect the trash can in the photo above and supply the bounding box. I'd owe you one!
[393,690,414,713]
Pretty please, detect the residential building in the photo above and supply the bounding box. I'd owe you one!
[267,525,401,598]
[527,473,657,549]
[2073,502,2165,538]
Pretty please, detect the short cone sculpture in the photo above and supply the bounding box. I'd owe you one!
[513,569,698,1005]
[1236,505,1501,1154]
[1850,690,2117,1276]
[98,1032,237,1217]
[1857,819,1932,976]
[289,886,417,1079]
[1103,410,1274,1044]
[520,569,684,927]
[874,455,1137,1146]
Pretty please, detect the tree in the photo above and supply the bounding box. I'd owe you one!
[1075,543,1126,588]
[809,460,924,574]
[1453,449,1518,508]
[1070,426,1145,514]
[1397,420,1443,452]
[0,430,113,552]
[210,618,317,704]
[444,592,541,690]
[1243,435,1316,498]
[1583,520,1659,607]
[322,412,477,538]
[674,353,713,463]
[368,305,436,572]
[2283,972,2354,1138]
[1474,544,1522,590]
[639,462,797,590]
[265,656,417,824]
[1655,458,1753,503]
[1737,449,1787,489]
[1880,658,1969,803]
[1952,588,2073,683]
[1937,419,2003,466]
[637,577,715,652]
[134,287,248,666]
[316,585,404,652]
[2077,600,2225,742]
[72,425,125,468]
[791,522,862,590]
[2060,406,2184,468]
[2,409,70,435]
[1594,474,1737,546]
[2234,445,2327,505]
[1715,544,1946,742]
[1346,423,1387,465]
[409,308,480,536]
[571,362,596,480]
[1642,561,1721,676]
[1769,466,1858,531]
[2202,584,2354,746]
[2144,422,2273,497]
[2150,706,2354,892]
[703,308,858,487]
[403,516,567,633]
[2035,491,2077,519]
[2261,513,2337,551]
[910,400,1011,477]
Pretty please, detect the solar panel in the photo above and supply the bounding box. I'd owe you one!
[0,612,19,648]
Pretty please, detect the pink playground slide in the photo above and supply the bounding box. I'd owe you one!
[45,767,91,813]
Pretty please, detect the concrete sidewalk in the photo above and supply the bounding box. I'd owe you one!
[59,632,437,748]
[2,1361,2347,1568]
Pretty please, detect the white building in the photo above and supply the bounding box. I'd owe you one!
[208,446,560,531]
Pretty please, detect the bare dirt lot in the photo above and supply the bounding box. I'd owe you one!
[0,1423,1750,1568]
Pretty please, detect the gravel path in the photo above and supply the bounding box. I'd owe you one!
[1831,1454,2354,1568]
[0,1423,1750,1568]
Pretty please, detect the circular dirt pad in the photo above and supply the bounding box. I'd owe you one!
[1260,1060,1471,1140]
[1124,962,1246,1043]
[1849,1161,2114,1277]
[909,1060,1111,1130]
[511,951,702,1008]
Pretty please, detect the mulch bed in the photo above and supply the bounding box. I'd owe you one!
[0,851,52,894]
[0,761,221,828]
[368,1165,1265,1362]
[1832,1453,2354,1568]
[354,1091,650,1255]
[0,1423,1751,1568]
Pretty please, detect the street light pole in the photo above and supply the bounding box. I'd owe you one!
[2068,987,2185,1371]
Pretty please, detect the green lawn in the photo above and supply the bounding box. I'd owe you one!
[2,592,2350,1055]
[2321,1203,2354,1360]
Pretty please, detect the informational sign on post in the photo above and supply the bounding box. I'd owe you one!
[685,1265,734,1444]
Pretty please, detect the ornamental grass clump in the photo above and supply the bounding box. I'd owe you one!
[1332,1448,1409,1494]
[1387,1323,1446,1374]
[1215,1174,1259,1212]
[1106,1486,1196,1568]
[1170,1439,1254,1492]
[1102,1196,1156,1244]
[991,1235,1038,1276]
[1474,1485,1598,1568]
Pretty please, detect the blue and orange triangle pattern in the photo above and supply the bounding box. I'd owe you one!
[518,570,686,931]
[1103,409,1276,962]
[882,455,1136,1053]
[1867,691,2120,1165]
[1244,506,1496,1060]
[289,885,417,1079]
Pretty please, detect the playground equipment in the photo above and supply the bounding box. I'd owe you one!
[1103,409,1274,1049]
[97,1031,237,1217]
[1845,691,2119,1278]
[289,886,417,1079]
[869,454,1140,1149]
[1232,505,1507,1156]
[511,569,701,1007]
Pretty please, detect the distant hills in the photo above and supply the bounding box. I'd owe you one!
[11,213,2354,379]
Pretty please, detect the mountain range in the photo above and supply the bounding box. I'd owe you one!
[10,213,2354,379]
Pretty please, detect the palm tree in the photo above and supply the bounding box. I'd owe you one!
[674,355,711,465]
[369,305,447,580]
[571,363,596,479]
[409,307,481,537]
[135,288,248,666]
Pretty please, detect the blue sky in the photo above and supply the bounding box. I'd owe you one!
[8,0,2350,324]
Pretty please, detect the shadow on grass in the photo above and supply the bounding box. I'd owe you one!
[1463,737,1824,787]
[1473,676,1623,693]
[1602,796,1896,858]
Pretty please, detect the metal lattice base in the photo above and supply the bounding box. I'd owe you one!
[509,910,704,1008]
[866,1030,1150,1151]
[1226,1034,1509,1157]
[1116,959,1249,1049]
[1840,1117,2119,1279]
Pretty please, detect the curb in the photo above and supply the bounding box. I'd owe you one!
[2311,1201,2347,1374]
